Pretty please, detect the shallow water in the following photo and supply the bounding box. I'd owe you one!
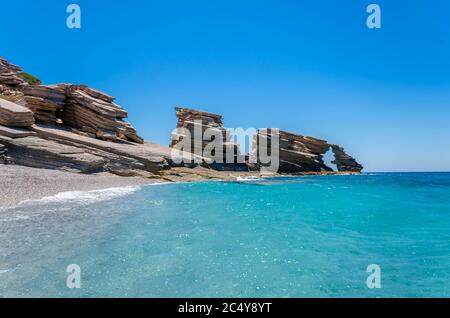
[1,173,450,297]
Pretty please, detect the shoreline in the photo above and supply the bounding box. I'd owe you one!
[0,165,165,208]
[0,164,361,209]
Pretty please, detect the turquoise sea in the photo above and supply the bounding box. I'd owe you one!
[1,173,450,298]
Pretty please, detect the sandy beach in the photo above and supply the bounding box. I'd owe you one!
[0,165,160,208]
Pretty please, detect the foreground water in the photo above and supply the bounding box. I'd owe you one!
[1,173,450,297]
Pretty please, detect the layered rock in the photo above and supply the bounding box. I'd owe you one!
[331,145,363,172]
[22,85,65,124]
[21,83,144,144]
[1,57,143,145]
[0,57,364,176]
[0,124,174,174]
[0,57,29,90]
[0,125,37,138]
[252,129,363,173]
[61,85,139,142]
[0,98,35,127]
[252,129,332,173]
[0,135,105,173]
[170,107,247,170]
[0,57,174,175]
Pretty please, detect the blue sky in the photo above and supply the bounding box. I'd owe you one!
[1,0,449,171]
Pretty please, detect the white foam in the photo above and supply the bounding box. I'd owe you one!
[17,185,142,206]
[235,176,264,182]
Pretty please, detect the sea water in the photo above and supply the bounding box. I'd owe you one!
[1,173,450,297]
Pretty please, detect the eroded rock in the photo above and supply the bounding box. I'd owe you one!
[331,145,363,172]
[0,98,35,127]
[253,129,332,173]
[171,107,246,170]
[0,57,30,90]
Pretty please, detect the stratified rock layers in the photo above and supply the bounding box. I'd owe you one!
[21,84,144,144]
[253,129,363,173]
[22,85,65,124]
[0,98,35,127]
[0,56,364,175]
[1,57,143,145]
[170,108,363,173]
[0,57,159,174]
[253,129,333,173]
[0,57,32,96]
[331,145,364,172]
[171,107,245,170]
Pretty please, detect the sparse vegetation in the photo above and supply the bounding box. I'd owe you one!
[18,72,41,85]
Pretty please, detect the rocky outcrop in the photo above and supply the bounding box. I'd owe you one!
[22,85,66,124]
[0,57,191,175]
[0,58,30,91]
[331,145,363,172]
[31,124,169,172]
[0,56,364,176]
[253,129,332,173]
[253,129,363,173]
[0,135,106,173]
[0,124,175,174]
[62,84,143,144]
[21,84,144,144]
[171,108,363,173]
[1,57,143,145]
[0,98,35,127]
[171,107,246,170]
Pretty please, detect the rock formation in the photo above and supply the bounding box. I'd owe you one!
[252,129,332,173]
[0,98,35,127]
[0,57,165,175]
[61,84,143,143]
[21,84,144,143]
[0,57,40,99]
[170,108,363,173]
[171,107,247,170]
[331,145,364,172]
[0,124,175,174]
[1,57,142,144]
[0,56,364,176]
[22,85,66,124]
[0,58,29,88]
[252,129,363,173]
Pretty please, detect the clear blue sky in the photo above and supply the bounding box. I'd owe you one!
[1,0,449,172]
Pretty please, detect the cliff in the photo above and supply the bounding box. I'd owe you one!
[0,57,176,175]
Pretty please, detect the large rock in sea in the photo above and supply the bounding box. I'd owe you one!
[252,129,332,173]
[252,129,363,173]
[170,107,247,170]
[331,145,363,172]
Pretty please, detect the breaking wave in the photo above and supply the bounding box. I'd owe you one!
[17,186,142,207]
